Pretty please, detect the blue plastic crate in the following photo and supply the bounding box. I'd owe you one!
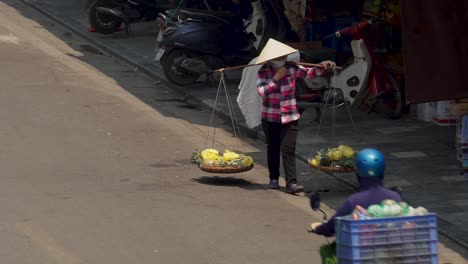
[456,142,468,150]
[457,116,468,143]
[336,214,438,264]
[457,158,468,167]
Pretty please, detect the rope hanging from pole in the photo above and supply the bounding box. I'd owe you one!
[204,72,246,152]
[308,70,358,174]
[196,71,253,174]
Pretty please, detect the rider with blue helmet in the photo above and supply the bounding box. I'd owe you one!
[310,148,402,236]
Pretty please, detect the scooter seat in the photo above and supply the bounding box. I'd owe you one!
[132,0,157,8]
[179,9,243,30]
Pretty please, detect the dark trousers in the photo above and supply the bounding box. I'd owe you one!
[261,120,299,186]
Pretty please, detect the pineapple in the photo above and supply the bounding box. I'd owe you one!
[319,156,331,166]
[191,151,203,165]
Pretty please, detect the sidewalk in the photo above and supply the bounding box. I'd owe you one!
[18,0,468,260]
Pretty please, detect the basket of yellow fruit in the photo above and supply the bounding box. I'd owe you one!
[191,149,254,173]
[309,145,356,173]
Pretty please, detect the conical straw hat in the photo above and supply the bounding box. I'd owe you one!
[255,38,298,65]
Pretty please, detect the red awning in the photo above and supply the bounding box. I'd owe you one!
[401,0,468,103]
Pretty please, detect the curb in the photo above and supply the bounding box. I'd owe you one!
[19,0,468,252]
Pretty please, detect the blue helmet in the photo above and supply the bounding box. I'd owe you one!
[355,148,386,178]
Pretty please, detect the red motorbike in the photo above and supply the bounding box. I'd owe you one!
[297,18,404,119]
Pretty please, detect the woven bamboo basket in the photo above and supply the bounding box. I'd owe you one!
[199,164,254,174]
[310,163,354,173]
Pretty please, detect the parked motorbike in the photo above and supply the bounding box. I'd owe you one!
[155,0,300,86]
[86,0,191,35]
[301,19,404,119]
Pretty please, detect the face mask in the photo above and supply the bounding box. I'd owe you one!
[270,60,285,69]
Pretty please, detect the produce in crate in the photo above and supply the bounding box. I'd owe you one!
[349,199,430,219]
[309,145,357,172]
[351,205,371,220]
[191,148,254,173]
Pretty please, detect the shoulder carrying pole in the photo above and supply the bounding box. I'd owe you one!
[212,62,327,73]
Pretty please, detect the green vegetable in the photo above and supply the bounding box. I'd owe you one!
[319,243,337,264]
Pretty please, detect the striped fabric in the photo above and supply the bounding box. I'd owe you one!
[257,63,321,124]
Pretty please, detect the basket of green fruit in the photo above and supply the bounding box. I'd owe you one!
[191,149,254,173]
[309,145,356,173]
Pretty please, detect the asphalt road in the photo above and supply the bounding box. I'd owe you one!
[0,1,333,263]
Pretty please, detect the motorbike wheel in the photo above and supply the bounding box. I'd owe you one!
[375,72,404,119]
[161,49,201,86]
[89,2,122,35]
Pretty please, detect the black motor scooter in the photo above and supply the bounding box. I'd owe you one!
[156,0,300,86]
[86,0,160,34]
[86,0,202,35]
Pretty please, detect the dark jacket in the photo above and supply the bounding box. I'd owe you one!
[314,177,402,237]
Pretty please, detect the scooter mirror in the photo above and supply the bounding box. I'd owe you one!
[308,191,321,211]
[158,13,168,20]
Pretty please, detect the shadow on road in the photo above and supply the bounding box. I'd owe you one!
[7,1,229,130]
[192,176,266,191]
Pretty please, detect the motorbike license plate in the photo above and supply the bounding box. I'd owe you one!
[156,30,163,43]
[154,48,165,61]
[154,28,165,61]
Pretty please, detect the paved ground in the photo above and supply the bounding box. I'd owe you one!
[4,0,468,262]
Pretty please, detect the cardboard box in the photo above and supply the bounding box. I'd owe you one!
[416,103,434,122]
[433,100,457,126]
[449,102,468,116]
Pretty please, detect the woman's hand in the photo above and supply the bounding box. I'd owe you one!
[319,60,337,70]
[273,67,287,81]
[310,222,322,232]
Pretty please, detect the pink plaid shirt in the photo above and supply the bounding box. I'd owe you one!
[257,63,320,124]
